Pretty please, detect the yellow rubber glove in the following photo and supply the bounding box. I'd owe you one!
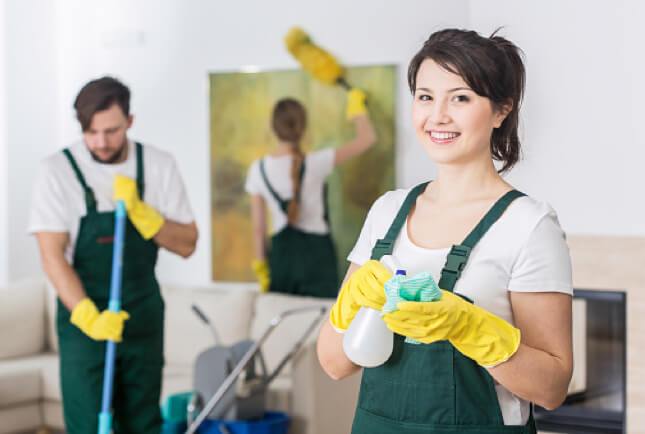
[346,88,368,120]
[70,298,130,343]
[113,175,165,240]
[329,260,391,332]
[382,290,521,367]
[251,259,270,293]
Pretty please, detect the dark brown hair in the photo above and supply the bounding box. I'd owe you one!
[271,98,307,224]
[408,28,525,172]
[73,76,131,131]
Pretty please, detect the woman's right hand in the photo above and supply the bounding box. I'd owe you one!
[345,88,368,120]
[251,259,271,293]
[329,260,391,332]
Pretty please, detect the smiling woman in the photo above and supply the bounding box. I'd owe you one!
[317,28,573,434]
[408,28,524,173]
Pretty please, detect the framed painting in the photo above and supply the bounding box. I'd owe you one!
[210,65,396,281]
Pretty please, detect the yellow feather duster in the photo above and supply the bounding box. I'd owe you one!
[284,27,344,86]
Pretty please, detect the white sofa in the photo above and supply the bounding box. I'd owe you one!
[0,279,361,434]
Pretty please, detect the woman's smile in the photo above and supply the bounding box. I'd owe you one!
[428,130,461,145]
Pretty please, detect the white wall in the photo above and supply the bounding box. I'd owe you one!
[4,0,642,286]
[3,0,59,285]
[469,0,644,236]
[0,1,8,284]
[4,0,469,285]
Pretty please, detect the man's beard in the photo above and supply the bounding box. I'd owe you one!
[89,141,128,164]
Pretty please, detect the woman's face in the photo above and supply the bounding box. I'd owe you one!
[412,58,508,168]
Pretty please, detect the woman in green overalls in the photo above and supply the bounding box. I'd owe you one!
[318,29,574,433]
[246,90,376,298]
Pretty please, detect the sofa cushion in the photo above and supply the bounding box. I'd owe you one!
[0,279,46,360]
[0,403,42,434]
[42,400,65,430]
[0,364,40,407]
[162,285,256,367]
[39,353,61,401]
[0,352,58,407]
[250,293,334,376]
[0,353,59,405]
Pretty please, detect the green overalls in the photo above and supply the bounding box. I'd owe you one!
[58,143,164,434]
[352,182,537,434]
[259,158,338,298]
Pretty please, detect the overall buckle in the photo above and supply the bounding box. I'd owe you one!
[370,239,394,260]
[439,244,472,287]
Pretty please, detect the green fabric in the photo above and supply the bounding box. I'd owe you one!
[438,190,526,290]
[260,156,338,298]
[57,143,163,434]
[268,226,338,298]
[382,271,441,313]
[370,182,429,260]
[382,271,442,345]
[352,182,535,433]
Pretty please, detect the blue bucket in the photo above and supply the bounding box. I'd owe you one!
[197,412,290,434]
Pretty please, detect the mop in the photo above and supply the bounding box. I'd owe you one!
[98,200,127,434]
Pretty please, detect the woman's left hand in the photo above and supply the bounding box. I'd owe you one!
[383,290,521,367]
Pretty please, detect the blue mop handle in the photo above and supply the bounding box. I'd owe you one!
[98,201,127,434]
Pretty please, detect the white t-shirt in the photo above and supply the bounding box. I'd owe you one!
[28,140,194,261]
[348,186,573,426]
[245,148,335,234]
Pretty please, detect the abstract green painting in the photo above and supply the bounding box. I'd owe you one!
[210,65,395,281]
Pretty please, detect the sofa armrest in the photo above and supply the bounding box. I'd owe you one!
[289,343,361,434]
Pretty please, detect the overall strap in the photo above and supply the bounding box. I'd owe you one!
[63,149,97,212]
[370,182,429,260]
[322,182,330,225]
[135,142,145,199]
[259,157,306,214]
[438,190,526,291]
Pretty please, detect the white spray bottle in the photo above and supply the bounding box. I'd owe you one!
[342,255,404,368]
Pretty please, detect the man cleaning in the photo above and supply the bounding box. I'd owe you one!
[29,76,198,433]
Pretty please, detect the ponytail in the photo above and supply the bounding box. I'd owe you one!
[287,148,304,224]
[271,98,307,224]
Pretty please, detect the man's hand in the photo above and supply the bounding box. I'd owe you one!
[113,175,164,239]
[70,298,130,342]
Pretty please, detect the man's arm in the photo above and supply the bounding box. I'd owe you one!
[35,232,86,311]
[153,220,198,258]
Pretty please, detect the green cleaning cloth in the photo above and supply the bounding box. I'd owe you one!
[382,271,441,344]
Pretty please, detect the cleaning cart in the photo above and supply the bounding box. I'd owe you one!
[170,304,327,434]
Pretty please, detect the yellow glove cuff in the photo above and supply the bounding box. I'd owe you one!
[346,88,368,120]
[70,298,100,332]
[451,304,522,368]
[251,259,271,293]
[130,202,165,240]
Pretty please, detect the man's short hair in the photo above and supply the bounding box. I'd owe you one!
[73,76,130,131]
